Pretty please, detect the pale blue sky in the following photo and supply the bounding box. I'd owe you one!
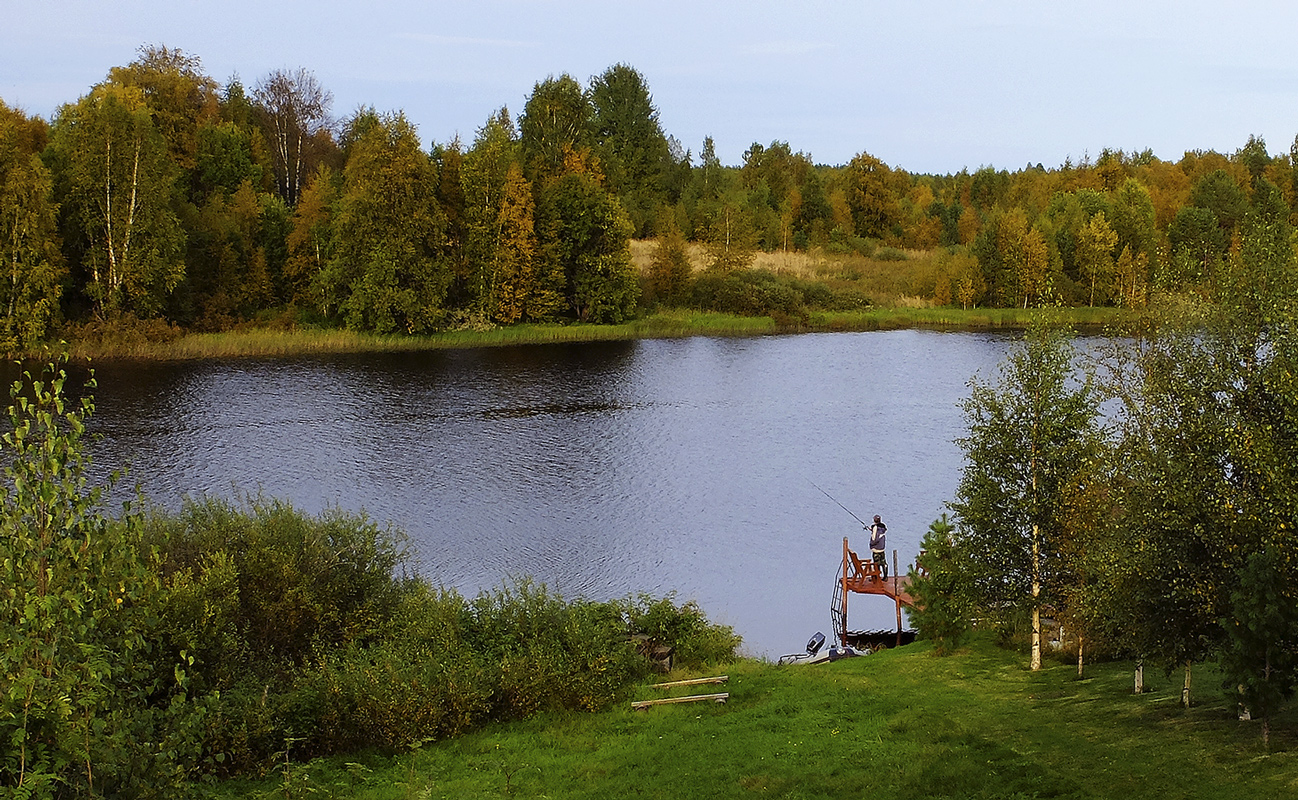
[6,1,1298,173]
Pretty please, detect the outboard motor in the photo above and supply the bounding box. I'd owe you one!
[806,631,825,656]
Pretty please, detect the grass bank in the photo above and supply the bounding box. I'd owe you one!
[211,635,1297,799]
[66,307,1133,362]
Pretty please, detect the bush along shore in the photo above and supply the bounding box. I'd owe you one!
[0,356,740,797]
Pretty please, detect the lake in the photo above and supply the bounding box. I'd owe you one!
[79,329,1018,658]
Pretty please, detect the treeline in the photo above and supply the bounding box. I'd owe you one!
[909,176,1298,746]
[0,357,740,796]
[4,46,1298,349]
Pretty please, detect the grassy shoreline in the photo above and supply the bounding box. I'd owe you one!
[210,635,1297,799]
[61,307,1136,362]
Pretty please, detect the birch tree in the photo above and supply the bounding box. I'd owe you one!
[108,44,220,172]
[0,102,64,349]
[1105,180,1298,711]
[460,109,519,320]
[950,321,1102,670]
[283,164,338,307]
[253,68,332,206]
[519,74,592,185]
[319,111,450,333]
[1075,211,1117,307]
[50,83,184,317]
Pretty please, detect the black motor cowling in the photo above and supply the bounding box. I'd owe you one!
[806,631,825,656]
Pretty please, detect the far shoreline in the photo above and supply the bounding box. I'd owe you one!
[54,306,1137,363]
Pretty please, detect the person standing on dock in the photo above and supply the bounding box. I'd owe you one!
[869,515,888,580]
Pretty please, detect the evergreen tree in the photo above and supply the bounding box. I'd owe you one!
[1222,549,1298,746]
[907,515,974,655]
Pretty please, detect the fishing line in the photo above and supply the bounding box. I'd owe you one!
[807,478,869,529]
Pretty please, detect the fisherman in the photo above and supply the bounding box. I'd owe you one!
[869,515,888,580]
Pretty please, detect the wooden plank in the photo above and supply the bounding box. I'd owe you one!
[652,676,728,690]
[631,692,729,710]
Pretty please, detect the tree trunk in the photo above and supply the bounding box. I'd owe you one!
[1181,661,1192,708]
[1030,522,1041,671]
[1076,634,1084,678]
[1134,660,1144,694]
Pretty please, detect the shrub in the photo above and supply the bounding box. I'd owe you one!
[466,580,645,717]
[690,269,808,323]
[146,495,409,680]
[826,226,877,256]
[622,594,742,668]
[0,360,748,788]
[0,356,193,798]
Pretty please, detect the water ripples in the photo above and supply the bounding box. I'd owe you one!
[79,332,1018,657]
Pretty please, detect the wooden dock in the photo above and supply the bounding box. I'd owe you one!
[847,574,916,606]
[833,538,917,649]
[841,545,916,606]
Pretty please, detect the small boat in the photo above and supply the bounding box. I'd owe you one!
[778,631,864,665]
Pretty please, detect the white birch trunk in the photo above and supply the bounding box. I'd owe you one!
[1030,522,1041,671]
[100,135,111,295]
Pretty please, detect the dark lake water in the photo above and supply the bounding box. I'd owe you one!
[77,330,1018,658]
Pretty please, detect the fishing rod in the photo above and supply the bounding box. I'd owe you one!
[808,479,870,529]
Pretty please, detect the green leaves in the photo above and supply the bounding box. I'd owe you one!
[0,102,65,351]
[537,170,639,323]
[950,320,1103,666]
[0,354,181,796]
[908,515,974,655]
[320,112,451,334]
[48,82,185,317]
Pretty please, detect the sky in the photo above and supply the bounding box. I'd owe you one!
[6,0,1298,174]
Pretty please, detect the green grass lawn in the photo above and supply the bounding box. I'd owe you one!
[212,635,1298,799]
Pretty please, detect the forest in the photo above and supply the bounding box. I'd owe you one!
[2,45,1295,351]
[7,42,1298,798]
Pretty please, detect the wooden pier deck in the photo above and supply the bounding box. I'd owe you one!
[846,573,916,607]
[840,543,917,606]
[833,537,918,648]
